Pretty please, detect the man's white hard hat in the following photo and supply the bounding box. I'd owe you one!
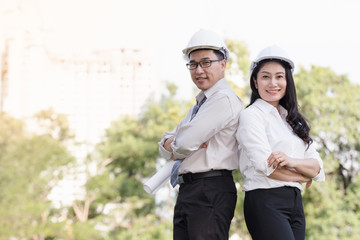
[182,29,230,61]
[250,45,295,76]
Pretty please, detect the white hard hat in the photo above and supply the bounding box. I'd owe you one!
[250,45,294,76]
[182,29,230,61]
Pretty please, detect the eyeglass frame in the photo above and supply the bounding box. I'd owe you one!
[186,59,224,70]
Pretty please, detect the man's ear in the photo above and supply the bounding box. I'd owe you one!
[221,59,227,70]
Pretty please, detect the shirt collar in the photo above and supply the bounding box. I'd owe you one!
[196,78,227,102]
[195,91,206,104]
[253,98,288,118]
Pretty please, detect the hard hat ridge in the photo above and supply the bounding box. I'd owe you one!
[182,29,230,61]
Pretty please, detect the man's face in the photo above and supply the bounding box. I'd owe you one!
[188,50,226,91]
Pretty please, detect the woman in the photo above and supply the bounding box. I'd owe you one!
[236,45,325,240]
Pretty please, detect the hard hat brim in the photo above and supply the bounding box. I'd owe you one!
[255,56,294,70]
[250,56,295,77]
[250,45,295,76]
[182,45,222,56]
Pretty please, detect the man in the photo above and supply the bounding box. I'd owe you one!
[158,29,244,240]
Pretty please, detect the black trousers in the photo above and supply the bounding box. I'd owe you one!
[173,175,237,240]
[244,186,306,240]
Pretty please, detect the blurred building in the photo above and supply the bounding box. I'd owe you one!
[0,2,160,208]
[0,24,159,207]
[0,29,158,145]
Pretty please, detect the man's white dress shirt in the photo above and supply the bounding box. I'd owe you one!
[159,78,244,174]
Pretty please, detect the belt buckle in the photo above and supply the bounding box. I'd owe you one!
[178,175,184,184]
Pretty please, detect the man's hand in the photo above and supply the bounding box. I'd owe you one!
[200,143,207,148]
[163,137,174,152]
[164,138,207,160]
[163,137,178,160]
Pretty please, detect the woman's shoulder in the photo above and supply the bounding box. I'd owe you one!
[239,104,266,126]
[241,102,264,117]
[241,99,274,117]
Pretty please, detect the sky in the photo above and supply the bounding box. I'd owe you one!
[1,0,359,99]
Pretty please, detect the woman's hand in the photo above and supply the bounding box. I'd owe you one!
[297,173,312,188]
[268,151,320,179]
[268,151,293,169]
[305,180,312,189]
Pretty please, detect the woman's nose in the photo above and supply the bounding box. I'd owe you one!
[269,77,277,86]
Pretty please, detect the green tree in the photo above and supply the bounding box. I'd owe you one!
[295,66,360,240]
[226,39,250,101]
[74,83,189,239]
[0,113,75,239]
[34,107,75,142]
[226,39,252,78]
[0,113,24,158]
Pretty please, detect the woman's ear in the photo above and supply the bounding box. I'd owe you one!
[253,77,258,89]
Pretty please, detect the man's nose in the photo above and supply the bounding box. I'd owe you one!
[195,64,205,73]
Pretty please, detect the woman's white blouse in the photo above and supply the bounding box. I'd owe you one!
[236,98,325,192]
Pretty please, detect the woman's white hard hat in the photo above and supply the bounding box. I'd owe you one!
[250,45,295,76]
[182,29,230,61]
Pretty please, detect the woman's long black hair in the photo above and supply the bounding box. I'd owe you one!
[249,59,313,147]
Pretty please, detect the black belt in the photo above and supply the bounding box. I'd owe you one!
[178,170,232,184]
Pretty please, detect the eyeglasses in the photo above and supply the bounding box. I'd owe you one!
[186,59,224,70]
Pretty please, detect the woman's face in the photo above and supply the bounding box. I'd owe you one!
[253,61,287,108]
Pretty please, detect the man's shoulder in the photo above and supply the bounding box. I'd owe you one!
[210,89,243,108]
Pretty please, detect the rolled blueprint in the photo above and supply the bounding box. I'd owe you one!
[143,161,175,194]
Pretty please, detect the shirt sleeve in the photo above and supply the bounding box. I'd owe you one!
[236,108,275,176]
[171,93,236,159]
[158,129,176,160]
[158,107,193,160]
[305,143,325,182]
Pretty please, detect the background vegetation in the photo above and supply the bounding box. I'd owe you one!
[0,41,359,239]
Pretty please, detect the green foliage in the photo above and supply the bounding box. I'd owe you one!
[296,65,360,189]
[34,107,75,142]
[226,39,250,100]
[0,114,75,239]
[80,84,190,237]
[0,113,24,158]
[109,214,172,240]
[72,221,105,240]
[100,83,188,178]
[303,177,360,240]
[229,171,249,238]
[295,65,360,239]
[226,39,251,77]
